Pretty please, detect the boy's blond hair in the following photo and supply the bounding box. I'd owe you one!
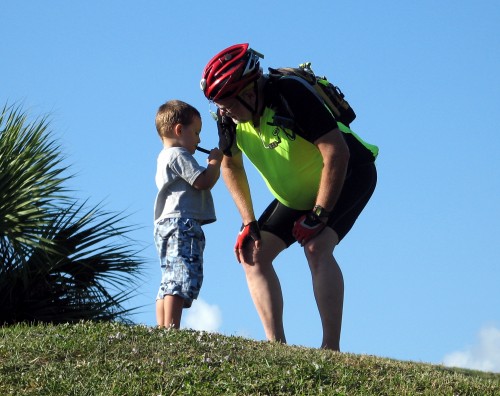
[155,100,201,140]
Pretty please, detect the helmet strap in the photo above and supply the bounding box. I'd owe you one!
[236,80,260,121]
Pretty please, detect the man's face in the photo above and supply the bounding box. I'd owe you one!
[215,96,253,124]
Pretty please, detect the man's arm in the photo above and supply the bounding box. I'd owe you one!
[314,128,350,213]
[221,151,262,262]
[292,127,350,246]
[221,151,256,225]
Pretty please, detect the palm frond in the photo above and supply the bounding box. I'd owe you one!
[0,104,72,252]
[0,103,147,325]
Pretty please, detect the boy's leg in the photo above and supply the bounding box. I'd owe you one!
[155,218,204,329]
[162,295,184,329]
[156,299,165,327]
[156,296,184,328]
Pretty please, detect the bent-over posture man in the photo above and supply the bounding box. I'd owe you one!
[200,43,378,350]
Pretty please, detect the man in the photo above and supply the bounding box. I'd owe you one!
[200,43,378,350]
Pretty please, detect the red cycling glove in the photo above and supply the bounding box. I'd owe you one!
[234,221,261,262]
[292,212,326,246]
[235,221,261,250]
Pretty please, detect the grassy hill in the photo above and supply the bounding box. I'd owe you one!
[1,322,498,395]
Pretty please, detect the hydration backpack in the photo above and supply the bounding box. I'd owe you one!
[214,63,358,157]
[268,62,356,127]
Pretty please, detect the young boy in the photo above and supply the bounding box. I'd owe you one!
[153,99,223,329]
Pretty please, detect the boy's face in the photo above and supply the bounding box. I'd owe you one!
[178,116,202,154]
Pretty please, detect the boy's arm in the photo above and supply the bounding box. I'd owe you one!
[192,148,223,190]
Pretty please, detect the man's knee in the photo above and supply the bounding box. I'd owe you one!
[245,232,286,262]
[304,228,339,263]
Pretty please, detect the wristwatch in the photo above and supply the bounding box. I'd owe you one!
[313,205,331,218]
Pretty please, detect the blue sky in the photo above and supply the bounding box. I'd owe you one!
[2,1,499,372]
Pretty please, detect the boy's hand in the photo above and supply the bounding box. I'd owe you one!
[208,148,223,163]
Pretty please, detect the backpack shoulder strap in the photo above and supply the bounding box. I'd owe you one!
[269,64,356,126]
[264,72,303,132]
[268,66,316,85]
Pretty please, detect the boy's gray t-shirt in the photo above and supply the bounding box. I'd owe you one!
[154,147,216,224]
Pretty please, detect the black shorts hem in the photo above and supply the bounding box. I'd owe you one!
[258,163,377,246]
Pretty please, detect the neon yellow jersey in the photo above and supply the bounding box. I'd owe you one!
[337,122,379,160]
[236,107,378,210]
[237,107,322,210]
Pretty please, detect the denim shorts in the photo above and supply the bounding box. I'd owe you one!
[154,218,205,308]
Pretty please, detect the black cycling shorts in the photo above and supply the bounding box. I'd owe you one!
[258,162,377,247]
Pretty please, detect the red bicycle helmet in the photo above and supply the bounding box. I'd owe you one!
[200,43,264,101]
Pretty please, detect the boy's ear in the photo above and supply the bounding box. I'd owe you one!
[174,123,183,136]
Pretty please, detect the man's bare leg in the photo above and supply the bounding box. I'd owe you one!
[304,227,344,351]
[240,231,287,343]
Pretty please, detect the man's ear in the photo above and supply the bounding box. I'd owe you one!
[174,123,183,137]
[240,89,255,102]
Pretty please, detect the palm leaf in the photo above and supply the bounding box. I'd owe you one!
[0,103,147,325]
[0,104,71,253]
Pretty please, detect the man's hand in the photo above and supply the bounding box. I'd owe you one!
[217,111,236,156]
[292,212,326,246]
[234,221,261,263]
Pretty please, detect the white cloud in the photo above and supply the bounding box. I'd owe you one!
[182,298,222,332]
[443,325,500,373]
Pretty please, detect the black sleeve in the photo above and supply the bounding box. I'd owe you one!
[275,77,338,142]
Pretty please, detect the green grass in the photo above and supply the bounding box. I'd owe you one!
[0,322,498,395]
